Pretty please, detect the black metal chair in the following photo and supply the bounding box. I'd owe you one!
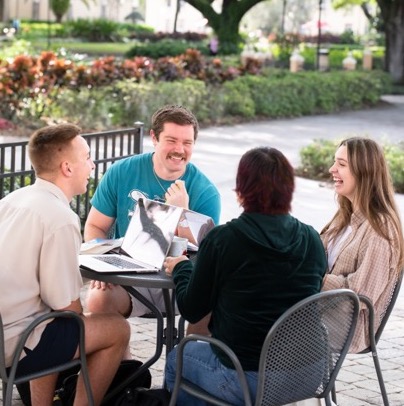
[332,270,403,406]
[0,311,94,406]
[168,289,360,406]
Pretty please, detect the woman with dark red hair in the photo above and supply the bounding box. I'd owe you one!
[164,147,327,405]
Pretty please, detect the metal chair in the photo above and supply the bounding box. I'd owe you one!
[168,289,360,406]
[332,270,403,406]
[0,311,94,406]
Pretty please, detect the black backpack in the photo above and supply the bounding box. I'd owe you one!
[17,359,154,405]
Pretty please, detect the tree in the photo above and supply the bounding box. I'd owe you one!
[377,0,404,84]
[333,0,404,84]
[50,0,92,23]
[0,0,4,22]
[50,0,70,23]
[182,0,265,54]
[174,0,181,33]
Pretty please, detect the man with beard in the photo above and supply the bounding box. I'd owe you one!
[84,105,220,352]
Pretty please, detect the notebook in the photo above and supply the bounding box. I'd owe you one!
[79,198,183,273]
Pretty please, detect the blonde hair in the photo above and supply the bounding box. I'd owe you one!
[321,137,404,270]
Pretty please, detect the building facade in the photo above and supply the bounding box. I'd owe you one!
[2,0,210,33]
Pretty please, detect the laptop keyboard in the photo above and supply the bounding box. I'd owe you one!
[96,255,144,269]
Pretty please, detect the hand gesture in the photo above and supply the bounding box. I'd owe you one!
[165,179,189,209]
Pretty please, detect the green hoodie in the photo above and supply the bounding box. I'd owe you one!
[172,212,327,370]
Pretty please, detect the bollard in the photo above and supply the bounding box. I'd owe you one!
[290,49,304,72]
[318,49,329,72]
[363,48,372,70]
[343,51,357,71]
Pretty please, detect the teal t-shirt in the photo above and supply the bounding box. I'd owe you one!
[91,152,221,238]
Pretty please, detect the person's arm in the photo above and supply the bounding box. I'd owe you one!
[40,223,83,311]
[190,186,221,225]
[56,298,83,314]
[166,235,219,322]
[322,234,393,304]
[84,206,115,242]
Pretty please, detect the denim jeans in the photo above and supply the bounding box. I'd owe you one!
[165,340,257,406]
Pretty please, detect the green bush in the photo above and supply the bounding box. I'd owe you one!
[46,78,221,129]
[222,80,255,118]
[384,142,404,193]
[26,69,390,130]
[238,74,317,117]
[296,139,339,180]
[125,39,209,58]
[226,70,389,118]
[65,18,121,42]
[18,21,64,39]
[297,139,404,193]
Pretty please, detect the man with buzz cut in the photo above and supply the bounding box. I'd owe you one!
[0,123,130,406]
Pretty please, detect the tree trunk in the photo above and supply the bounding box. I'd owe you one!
[0,0,4,22]
[378,0,404,84]
[211,3,243,55]
[184,0,263,55]
[173,0,181,33]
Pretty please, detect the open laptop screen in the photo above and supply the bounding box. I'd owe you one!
[121,198,183,269]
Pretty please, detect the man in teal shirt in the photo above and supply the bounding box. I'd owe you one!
[84,105,220,346]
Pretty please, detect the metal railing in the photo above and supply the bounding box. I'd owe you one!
[0,122,144,229]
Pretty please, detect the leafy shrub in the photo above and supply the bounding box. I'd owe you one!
[0,46,390,130]
[65,18,121,42]
[297,139,404,193]
[339,29,359,45]
[47,78,219,129]
[127,31,207,42]
[384,142,404,193]
[18,21,64,39]
[125,39,209,58]
[0,39,34,59]
[222,80,255,118]
[296,139,339,180]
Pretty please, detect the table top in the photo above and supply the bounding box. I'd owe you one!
[80,266,175,289]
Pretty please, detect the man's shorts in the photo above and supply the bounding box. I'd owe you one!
[128,287,179,317]
[13,317,80,377]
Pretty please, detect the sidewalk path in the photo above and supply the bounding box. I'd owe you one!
[2,95,404,405]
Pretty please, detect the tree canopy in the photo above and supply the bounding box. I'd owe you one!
[183,0,265,53]
[332,0,404,84]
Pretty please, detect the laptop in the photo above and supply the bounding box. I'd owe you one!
[79,198,183,273]
[181,209,215,251]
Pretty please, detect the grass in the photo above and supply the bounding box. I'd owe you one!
[32,40,134,55]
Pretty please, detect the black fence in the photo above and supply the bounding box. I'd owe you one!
[0,123,144,229]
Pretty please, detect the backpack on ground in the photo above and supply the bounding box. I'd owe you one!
[16,359,152,406]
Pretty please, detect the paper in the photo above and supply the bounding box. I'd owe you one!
[80,238,124,255]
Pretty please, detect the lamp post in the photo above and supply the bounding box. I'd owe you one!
[281,0,287,35]
[316,0,323,70]
[47,0,51,49]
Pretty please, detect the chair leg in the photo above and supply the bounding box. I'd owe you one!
[331,384,337,404]
[4,381,14,406]
[372,352,390,406]
[1,382,6,406]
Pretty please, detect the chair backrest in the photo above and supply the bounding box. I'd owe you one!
[0,311,94,405]
[374,269,403,344]
[255,289,359,406]
[0,314,8,385]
